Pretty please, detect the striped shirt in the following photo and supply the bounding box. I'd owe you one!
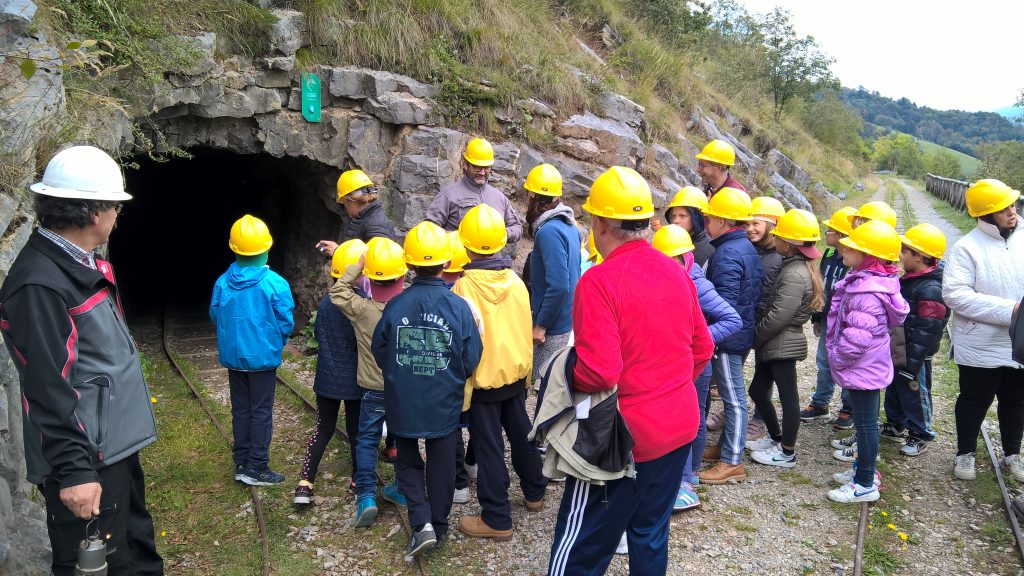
[38,227,97,270]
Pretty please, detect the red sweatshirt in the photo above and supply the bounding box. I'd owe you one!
[572,240,714,462]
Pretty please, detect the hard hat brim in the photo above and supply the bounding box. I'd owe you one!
[899,236,943,260]
[524,183,562,197]
[694,152,733,167]
[464,155,494,167]
[30,181,133,201]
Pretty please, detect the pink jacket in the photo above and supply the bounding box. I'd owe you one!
[826,268,909,391]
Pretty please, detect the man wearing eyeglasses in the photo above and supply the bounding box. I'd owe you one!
[695,138,748,199]
[0,146,162,575]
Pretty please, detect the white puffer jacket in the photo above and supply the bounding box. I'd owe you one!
[942,220,1024,369]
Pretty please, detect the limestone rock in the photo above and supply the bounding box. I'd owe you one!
[328,66,369,100]
[767,148,810,190]
[0,194,18,240]
[0,30,63,154]
[76,104,133,153]
[260,55,295,72]
[519,146,601,199]
[347,115,396,176]
[256,68,291,89]
[487,141,520,195]
[402,126,465,164]
[173,32,216,77]
[152,116,262,155]
[596,92,645,131]
[0,0,35,41]
[191,85,282,118]
[257,108,350,166]
[515,98,555,118]
[691,108,767,181]
[328,67,436,101]
[556,112,645,167]
[768,172,812,211]
[364,92,433,126]
[391,154,458,228]
[268,9,307,57]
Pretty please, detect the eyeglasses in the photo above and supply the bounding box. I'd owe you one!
[113,203,123,214]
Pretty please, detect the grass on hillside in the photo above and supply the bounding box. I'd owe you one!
[916,139,981,179]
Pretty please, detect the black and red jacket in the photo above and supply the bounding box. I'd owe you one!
[0,230,156,487]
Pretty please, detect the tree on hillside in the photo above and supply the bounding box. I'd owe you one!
[755,8,837,118]
[632,0,712,47]
[800,92,867,158]
[977,140,1024,191]
[872,132,924,177]
[924,148,964,180]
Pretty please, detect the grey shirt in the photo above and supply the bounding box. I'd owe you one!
[425,175,523,244]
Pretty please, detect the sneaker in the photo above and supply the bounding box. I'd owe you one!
[354,496,378,528]
[832,444,857,463]
[293,484,314,505]
[235,465,245,482]
[458,515,513,541]
[832,467,882,487]
[382,482,407,507]
[706,409,726,431]
[465,463,478,481]
[405,523,437,562]
[699,462,747,484]
[674,482,700,511]
[751,445,797,468]
[746,418,768,442]
[453,487,471,504]
[954,453,976,480]
[615,532,628,555]
[828,481,879,503]
[382,446,398,464]
[690,474,700,486]
[1004,454,1024,482]
[799,403,831,422]
[702,444,721,463]
[831,412,854,430]
[239,467,285,486]
[831,435,857,450]
[746,436,777,452]
[880,422,907,443]
[900,437,928,457]
[348,479,357,494]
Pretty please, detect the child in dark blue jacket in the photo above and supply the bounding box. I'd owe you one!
[210,215,295,486]
[372,222,483,559]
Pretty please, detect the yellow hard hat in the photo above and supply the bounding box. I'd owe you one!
[965,179,1020,218]
[652,224,695,258]
[459,204,507,254]
[751,196,786,222]
[667,186,708,211]
[900,223,947,260]
[463,137,495,167]
[444,232,471,273]
[524,163,563,197]
[363,237,407,280]
[583,166,655,220]
[404,221,453,266]
[330,239,368,278]
[772,209,821,243]
[586,230,603,264]
[703,187,753,221]
[839,219,901,262]
[229,214,273,256]
[848,201,897,229]
[695,139,736,167]
[823,207,856,236]
[336,169,374,201]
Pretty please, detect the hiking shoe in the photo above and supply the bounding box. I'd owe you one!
[702,444,721,463]
[453,487,471,504]
[354,496,378,528]
[799,403,831,422]
[832,444,857,463]
[673,482,700,511]
[525,497,544,512]
[1004,454,1024,482]
[954,453,976,480]
[465,463,478,481]
[832,468,882,487]
[615,532,628,555]
[382,446,398,464]
[746,436,777,452]
[746,418,768,441]
[901,437,928,457]
[459,516,513,541]
[405,523,437,562]
[239,467,285,486]
[828,481,880,503]
[382,482,406,507]
[751,445,797,468]
[699,462,747,484]
[831,435,857,450]
[880,422,907,443]
[706,409,726,431]
[831,412,854,430]
[293,484,314,506]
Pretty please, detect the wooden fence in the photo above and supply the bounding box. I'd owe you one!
[924,173,970,213]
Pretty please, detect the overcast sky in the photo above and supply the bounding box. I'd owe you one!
[736,0,1024,112]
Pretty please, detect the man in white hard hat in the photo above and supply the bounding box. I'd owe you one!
[0,146,162,575]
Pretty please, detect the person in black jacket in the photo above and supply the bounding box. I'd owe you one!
[883,224,950,456]
[0,146,162,576]
[316,169,398,256]
[372,222,483,559]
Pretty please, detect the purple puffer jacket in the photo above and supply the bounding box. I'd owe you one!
[826,269,910,390]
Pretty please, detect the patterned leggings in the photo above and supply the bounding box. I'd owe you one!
[299,396,361,482]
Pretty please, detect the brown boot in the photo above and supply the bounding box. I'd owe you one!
[459,516,513,541]
[525,498,544,512]
[702,444,721,463]
[699,462,747,485]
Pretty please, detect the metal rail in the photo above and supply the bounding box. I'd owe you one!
[981,423,1024,564]
[853,502,868,576]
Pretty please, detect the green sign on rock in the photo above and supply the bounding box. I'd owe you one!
[301,73,321,123]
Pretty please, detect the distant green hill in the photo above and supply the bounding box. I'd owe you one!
[916,139,979,179]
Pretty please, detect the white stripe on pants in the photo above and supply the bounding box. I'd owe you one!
[713,351,748,464]
[549,479,590,576]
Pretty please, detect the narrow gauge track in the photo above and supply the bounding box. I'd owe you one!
[981,423,1024,565]
[161,312,428,576]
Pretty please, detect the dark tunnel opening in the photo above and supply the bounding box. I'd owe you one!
[113,148,342,326]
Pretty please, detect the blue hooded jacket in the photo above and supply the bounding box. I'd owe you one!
[529,205,581,336]
[312,293,361,400]
[210,262,295,371]
[707,228,765,353]
[690,264,742,345]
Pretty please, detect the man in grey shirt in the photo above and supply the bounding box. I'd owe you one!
[425,137,523,243]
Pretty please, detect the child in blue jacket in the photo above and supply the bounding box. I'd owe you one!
[210,215,295,486]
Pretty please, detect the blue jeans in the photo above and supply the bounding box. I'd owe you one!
[848,389,880,487]
[685,363,712,481]
[713,351,747,464]
[228,369,277,471]
[810,331,851,412]
[354,390,386,499]
[883,364,935,440]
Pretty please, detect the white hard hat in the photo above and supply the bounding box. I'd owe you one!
[30,146,132,201]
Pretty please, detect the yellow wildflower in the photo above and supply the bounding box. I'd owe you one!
[887,523,896,530]
[880,511,889,517]
[898,532,909,541]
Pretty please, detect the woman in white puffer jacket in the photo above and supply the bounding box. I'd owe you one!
[942,179,1024,483]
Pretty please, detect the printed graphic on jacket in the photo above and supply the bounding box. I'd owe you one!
[396,313,453,376]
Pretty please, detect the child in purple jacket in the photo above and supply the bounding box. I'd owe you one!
[825,220,909,503]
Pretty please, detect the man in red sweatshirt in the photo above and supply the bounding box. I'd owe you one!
[547,166,713,576]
